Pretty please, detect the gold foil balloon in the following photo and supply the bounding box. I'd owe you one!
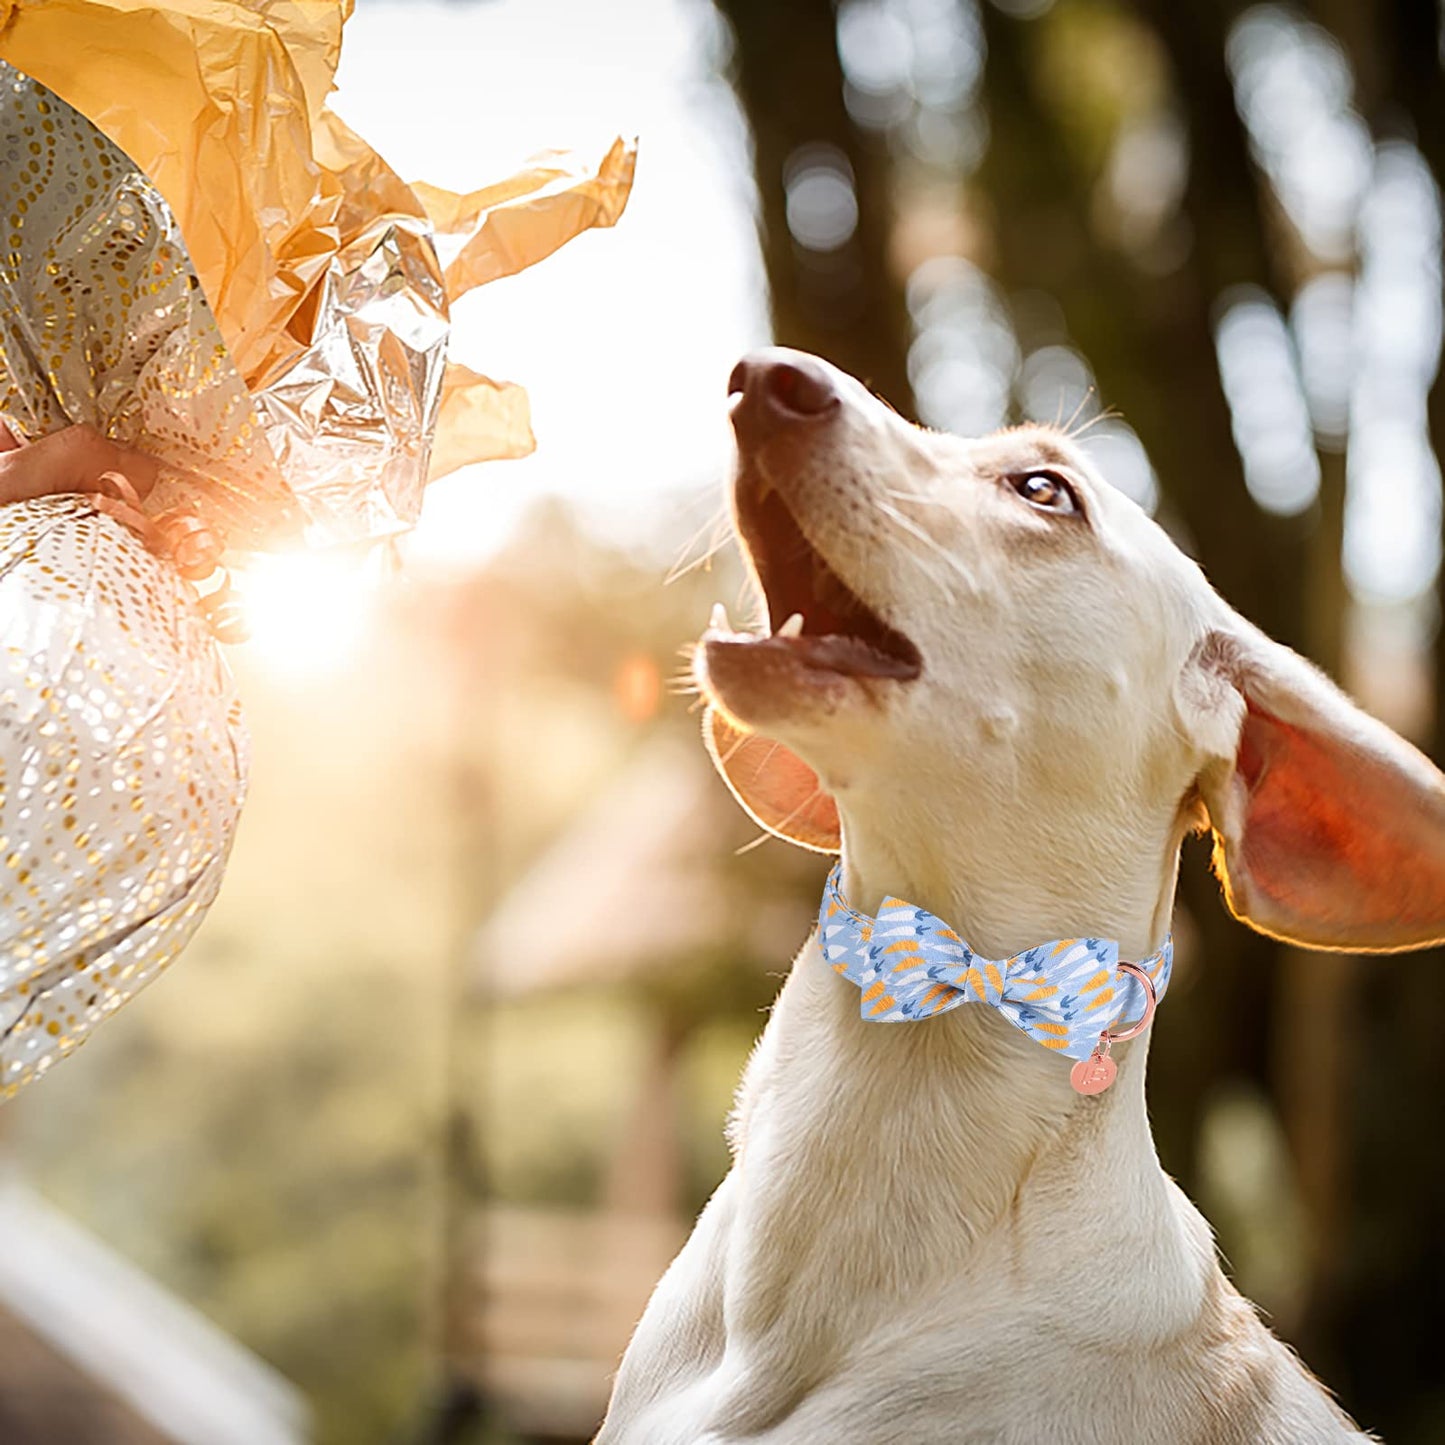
[0,495,246,1095]
[0,69,261,1092]
[0,1,635,1093]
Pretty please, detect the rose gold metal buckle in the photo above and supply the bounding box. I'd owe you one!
[1069,962,1158,1096]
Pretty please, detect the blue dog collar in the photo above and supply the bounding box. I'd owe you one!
[818,863,1171,1066]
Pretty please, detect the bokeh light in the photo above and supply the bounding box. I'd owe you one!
[1228,5,1372,263]
[1215,286,1321,517]
[783,145,860,251]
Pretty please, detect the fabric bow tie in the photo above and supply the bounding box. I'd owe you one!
[818,864,1172,1063]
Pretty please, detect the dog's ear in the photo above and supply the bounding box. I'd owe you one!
[703,708,841,852]
[1179,622,1445,951]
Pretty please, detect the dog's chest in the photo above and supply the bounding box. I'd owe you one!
[606,1264,1364,1445]
[599,961,1367,1445]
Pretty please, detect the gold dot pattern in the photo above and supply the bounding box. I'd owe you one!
[0,62,302,554]
[0,495,247,1096]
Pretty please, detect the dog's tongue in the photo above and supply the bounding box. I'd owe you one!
[773,632,921,679]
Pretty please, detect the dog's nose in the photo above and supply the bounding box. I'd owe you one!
[728,348,840,445]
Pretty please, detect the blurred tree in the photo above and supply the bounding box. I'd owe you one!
[711,0,917,413]
[1294,3,1445,1436]
[980,1,1374,1403]
[975,2,1310,1230]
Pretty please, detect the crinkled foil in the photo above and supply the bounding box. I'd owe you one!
[254,211,450,545]
[0,64,302,552]
[0,0,636,555]
[0,62,453,551]
[251,108,453,546]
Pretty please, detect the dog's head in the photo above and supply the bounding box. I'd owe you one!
[697,347,1445,954]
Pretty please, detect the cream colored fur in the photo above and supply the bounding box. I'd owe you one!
[595,348,1431,1443]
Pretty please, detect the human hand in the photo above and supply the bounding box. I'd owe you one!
[0,422,159,506]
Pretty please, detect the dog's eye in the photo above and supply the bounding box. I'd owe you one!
[1009,471,1078,515]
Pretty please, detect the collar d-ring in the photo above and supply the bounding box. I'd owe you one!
[1105,962,1158,1044]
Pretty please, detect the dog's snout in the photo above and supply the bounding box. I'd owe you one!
[729,347,840,446]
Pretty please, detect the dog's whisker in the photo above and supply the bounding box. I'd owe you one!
[875,497,975,601]
[666,506,734,586]
[665,541,724,585]
[715,726,772,769]
[666,529,733,586]
[1067,405,1122,442]
[734,778,830,856]
[666,503,725,576]
[883,490,952,508]
[733,576,766,628]
[1060,385,1098,438]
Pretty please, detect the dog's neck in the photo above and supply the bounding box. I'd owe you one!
[713,814,1207,1429]
[835,772,1188,962]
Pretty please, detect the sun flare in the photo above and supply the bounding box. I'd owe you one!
[233,550,379,681]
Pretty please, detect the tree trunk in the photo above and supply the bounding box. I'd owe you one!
[977,0,1316,1223]
[711,0,916,415]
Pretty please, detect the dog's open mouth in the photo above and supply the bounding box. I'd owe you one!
[707,478,923,682]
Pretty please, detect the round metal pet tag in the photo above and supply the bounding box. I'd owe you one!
[1070,1048,1117,1095]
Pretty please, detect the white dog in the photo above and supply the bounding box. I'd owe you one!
[597,348,1445,1443]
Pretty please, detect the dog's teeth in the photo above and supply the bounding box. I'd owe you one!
[776,612,805,639]
[709,603,729,632]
